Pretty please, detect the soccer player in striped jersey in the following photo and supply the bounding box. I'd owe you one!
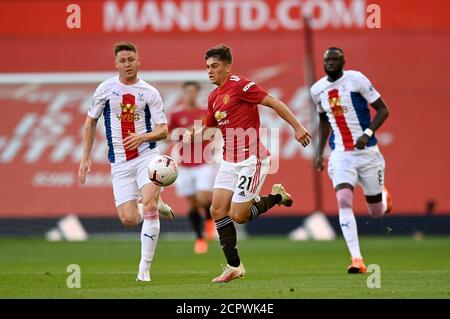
[311,47,393,274]
[183,44,311,283]
[78,42,174,282]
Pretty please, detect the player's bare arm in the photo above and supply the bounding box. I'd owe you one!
[182,125,210,143]
[78,115,98,184]
[123,123,168,151]
[260,94,311,147]
[315,112,331,171]
[355,98,390,150]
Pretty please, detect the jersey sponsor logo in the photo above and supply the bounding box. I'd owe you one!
[214,110,227,122]
[243,81,255,92]
[328,91,347,116]
[223,94,230,104]
[120,93,139,160]
[230,75,240,82]
[120,103,136,113]
[116,103,140,122]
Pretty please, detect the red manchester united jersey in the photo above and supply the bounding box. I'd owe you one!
[205,75,269,163]
[169,106,210,167]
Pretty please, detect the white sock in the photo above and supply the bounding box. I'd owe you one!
[139,211,160,273]
[339,207,362,259]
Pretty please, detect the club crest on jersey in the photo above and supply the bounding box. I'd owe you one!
[223,95,230,104]
[328,89,347,116]
[214,110,227,122]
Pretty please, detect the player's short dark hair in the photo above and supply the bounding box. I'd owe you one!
[205,44,232,64]
[182,81,201,90]
[326,47,344,55]
[113,42,138,56]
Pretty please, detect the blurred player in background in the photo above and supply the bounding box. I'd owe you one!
[183,44,311,283]
[78,42,174,282]
[168,81,216,254]
[311,47,393,274]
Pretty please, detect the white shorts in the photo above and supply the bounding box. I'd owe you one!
[110,149,160,207]
[328,146,385,196]
[175,164,217,197]
[213,155,271,203]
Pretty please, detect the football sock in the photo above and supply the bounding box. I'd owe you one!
[337,189,362,259]
[215,216,240,267]
[188,208,203,239]
[139,211,160,272]
[249,194,282,220]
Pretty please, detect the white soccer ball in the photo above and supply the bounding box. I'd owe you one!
[148,155,178,187]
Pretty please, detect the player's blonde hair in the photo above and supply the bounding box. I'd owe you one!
[113,42,138,56]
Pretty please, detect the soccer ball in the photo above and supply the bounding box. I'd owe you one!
[148,155,178,186]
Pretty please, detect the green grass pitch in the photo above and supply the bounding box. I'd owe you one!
[0,236,449,298]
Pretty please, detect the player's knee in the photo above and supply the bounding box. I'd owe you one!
[229,209,248,224]
[368,206,384,219]
[210,206,228,220]
[336,189,353,209]
[142,201,157,213]
[119,214,139,227]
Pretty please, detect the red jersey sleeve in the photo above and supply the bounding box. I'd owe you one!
[205,95,217,127]
[238,77,268,104]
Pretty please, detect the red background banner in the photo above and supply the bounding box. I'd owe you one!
[1,0,449,217]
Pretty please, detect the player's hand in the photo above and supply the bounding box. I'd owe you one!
[295,125,312,147]
[182,127,195,144]
[355,134,369,150]
[78,158,92,184]
[315,155,325,172]
[123,133,144,150]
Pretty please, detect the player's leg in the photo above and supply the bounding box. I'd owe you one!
[111,161,154,280]
[136,182,160,281]
[328,151,365,273]
[359,148,392,218]
[197,190,215,240]
[117,201,141,226]
[210,161,245,283]
[195,164,216,241]
[227,156,289,223]
[210,188,246,283]
[175,166,206,252]
[134,152,165,281]
[188,195,208,254]
[186,195,203,240]
[112,163,141,227]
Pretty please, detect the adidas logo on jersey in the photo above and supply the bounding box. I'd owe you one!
[238,191,246,196]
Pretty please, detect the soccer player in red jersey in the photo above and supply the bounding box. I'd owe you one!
[168,81,217,254]
[183,44,311,282]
